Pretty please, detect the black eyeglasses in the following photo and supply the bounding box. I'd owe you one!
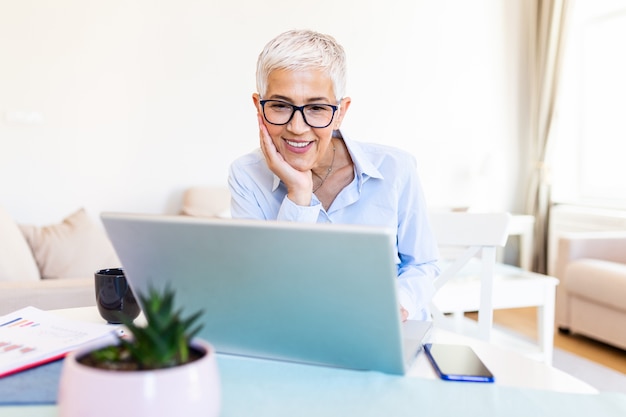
[260,100,338,129]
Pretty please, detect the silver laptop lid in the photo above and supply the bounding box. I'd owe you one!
[101,213,427,374]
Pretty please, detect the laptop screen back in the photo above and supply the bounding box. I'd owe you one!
[101,213,411,374]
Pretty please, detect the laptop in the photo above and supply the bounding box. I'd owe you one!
[100,212,432,375]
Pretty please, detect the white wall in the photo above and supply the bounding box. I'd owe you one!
[0,0,527,225]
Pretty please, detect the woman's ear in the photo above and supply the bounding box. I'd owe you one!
[335,97,352,129]
[252,93,262,112]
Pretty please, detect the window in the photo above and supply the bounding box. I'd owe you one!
[552,1,626,208]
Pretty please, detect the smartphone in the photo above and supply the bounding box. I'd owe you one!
[423,343,494,383]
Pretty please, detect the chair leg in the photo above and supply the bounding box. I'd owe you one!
[477,247,496,341]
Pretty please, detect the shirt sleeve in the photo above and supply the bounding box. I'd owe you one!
[228,155,270,219]
[228,154,322,222]
[396,263,439,321]
[229,167,264,219]
[277,196,322,223]
[394,155,440,320]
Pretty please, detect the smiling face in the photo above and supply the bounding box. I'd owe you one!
[254,68,350,172]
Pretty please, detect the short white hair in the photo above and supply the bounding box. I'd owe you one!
[256,29,347,102]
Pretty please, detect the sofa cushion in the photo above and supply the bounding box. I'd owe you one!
[0,206,40,282]
[180,186,231,218]
[565,258,626,312]
[19,208,121,280]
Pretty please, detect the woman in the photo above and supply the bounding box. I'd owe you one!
[228,29,439,321]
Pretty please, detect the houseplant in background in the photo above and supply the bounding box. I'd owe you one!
[57,286,221,417]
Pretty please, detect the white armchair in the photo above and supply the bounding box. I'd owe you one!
[554,231,626,350]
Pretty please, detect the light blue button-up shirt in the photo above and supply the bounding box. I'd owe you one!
[228,133,439,320]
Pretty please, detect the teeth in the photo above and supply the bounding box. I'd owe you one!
[286,140,311,148]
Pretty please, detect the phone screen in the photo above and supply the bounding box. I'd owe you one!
[423,343,494,383]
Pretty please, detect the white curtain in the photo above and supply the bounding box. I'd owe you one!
[525,0,571,274]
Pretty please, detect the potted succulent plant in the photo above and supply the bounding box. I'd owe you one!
[57,286,221,417]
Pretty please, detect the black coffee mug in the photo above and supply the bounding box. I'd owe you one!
[95,268,141,324]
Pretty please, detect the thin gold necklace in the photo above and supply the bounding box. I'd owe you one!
[312,144,336,193]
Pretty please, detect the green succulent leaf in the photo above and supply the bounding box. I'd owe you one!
[110,284,205,370]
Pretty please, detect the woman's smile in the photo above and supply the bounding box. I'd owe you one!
[283,139,314,153]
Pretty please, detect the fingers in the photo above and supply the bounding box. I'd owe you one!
[258,114,284,169]
[258,113,273,157]
[400,306,409,322]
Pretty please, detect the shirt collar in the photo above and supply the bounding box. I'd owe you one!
[271,174,281,192]
[341,131,384,182]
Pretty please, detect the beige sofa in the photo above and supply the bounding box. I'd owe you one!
[554,231,626,350]
[0,206,120,315]
[1,187,229,316]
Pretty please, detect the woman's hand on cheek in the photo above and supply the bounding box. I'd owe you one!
[258,114,286,172]
[258,114,313,206]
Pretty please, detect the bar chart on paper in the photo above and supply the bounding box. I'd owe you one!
[0,316,41,355]
[0,307,117,378]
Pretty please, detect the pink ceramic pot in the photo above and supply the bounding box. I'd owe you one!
[57,339,220,417]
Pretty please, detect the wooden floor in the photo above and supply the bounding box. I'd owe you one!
[466,307,626,374]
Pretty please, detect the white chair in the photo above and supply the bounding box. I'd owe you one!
[429,212,511,341]
[430,211,559,364]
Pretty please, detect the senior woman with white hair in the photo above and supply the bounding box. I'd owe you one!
[228,29,439,321]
